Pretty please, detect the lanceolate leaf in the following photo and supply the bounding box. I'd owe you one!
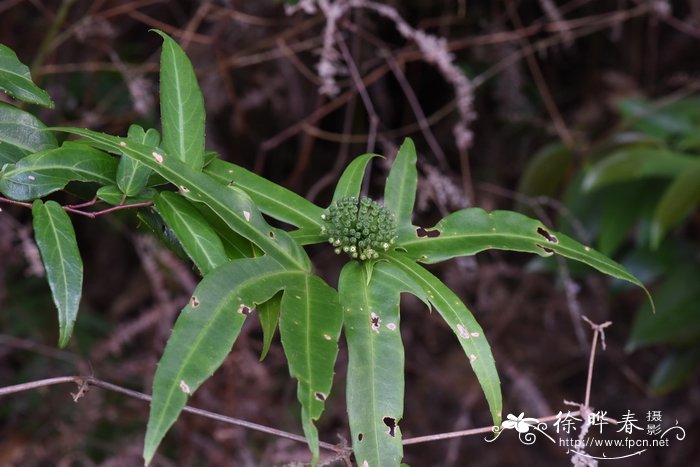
[258,292,281,361]
[401,208,650,298]
[205,159,324,231]
[32,200,83,348]
[386,253,502,426]
[651,163,700,248]
[582,148,696,192]
[279,272,343,465]
[52,129,309,271]
[0,45,53,108]
[117,124,158,196]
[384,138,417,241]
[0,102,57,164]
[144,257,286,465]
[154,191,228,275]
[144,257,342,465]
[331,153,378,203]
[153,30,205,170]
[0,141,117,200]
[339,261,422,467]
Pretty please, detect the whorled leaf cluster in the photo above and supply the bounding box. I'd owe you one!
[322,196,396,261]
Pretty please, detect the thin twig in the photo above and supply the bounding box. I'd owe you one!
[0,375,342,452]
[581,316,612,408]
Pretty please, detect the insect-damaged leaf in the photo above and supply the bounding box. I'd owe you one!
[279,272,342,465]
[52,128,310,271]
[386,253,502,428]
[32,200,83,347]
[339,261,424,467]
[153,30,205,171]
[0,44,54,108]
[144,256,342,466]
[0,102,57,165]
[400,208,652,307]
[0,141,117,200]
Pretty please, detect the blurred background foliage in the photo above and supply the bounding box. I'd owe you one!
[1,0,699,465]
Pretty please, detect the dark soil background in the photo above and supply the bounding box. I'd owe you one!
[1,1,699,466]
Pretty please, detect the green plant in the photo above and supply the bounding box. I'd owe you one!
[0,33,651,466]
[519,96,700,394]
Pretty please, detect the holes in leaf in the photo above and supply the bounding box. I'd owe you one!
[383,417,397,437]
[238,304,252,315]
[535,244,554,255]
[268,231,276,239]
[536,227,558,244]
[358,433,364,441]
[370,312,381,332]
[190,296,200,308]
[315,392,326,401]
[416,227,440,238]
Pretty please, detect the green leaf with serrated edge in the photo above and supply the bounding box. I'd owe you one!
[651,163,700,248]
[117,125,157,196]
[51,129,309,271]
[339,261,426,467]
[153,30,205,170]
[258,292,281,361]
[385,252,502,427]
[144,256,341,465]
[32,200,83,347]
[96,185,155,206]
[0,102,57,164]
[0,141,117,200]
[384,138,417,241]
[401,208,653,309]
[331,153,379,204]
[582,148,696,192]
[205,159,324,231]
[145,256,283,464]
[0,45,53,108]
[154,191,228,275]
[279,272,342,466]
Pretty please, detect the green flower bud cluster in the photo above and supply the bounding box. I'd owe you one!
[321,196,396,261]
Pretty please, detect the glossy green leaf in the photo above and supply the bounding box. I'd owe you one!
[386,253,502,426]
[144,256,341,465]
[52,129,309,271]
[0,102,57,164]
[627,266,700,350]
[96,185,155,206]
[331,153,378,204]
[144,256,286,465]
[205,159,324,231]
[153,30,205,170]
[279,272,342,465]
[339,261,424,467]
[32,200,83,347]
[192,202,256,261]
[137,206,189,263]
[258,292,281,361]
[649,346,700,395]
[154,191,228,275]
[0,45,53,107]
[116,124,158,196]
[0,141,117,200]
[582,148,696,192]
[384,138,418,241]
[651,163,700,248]
[401,208,650,300]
